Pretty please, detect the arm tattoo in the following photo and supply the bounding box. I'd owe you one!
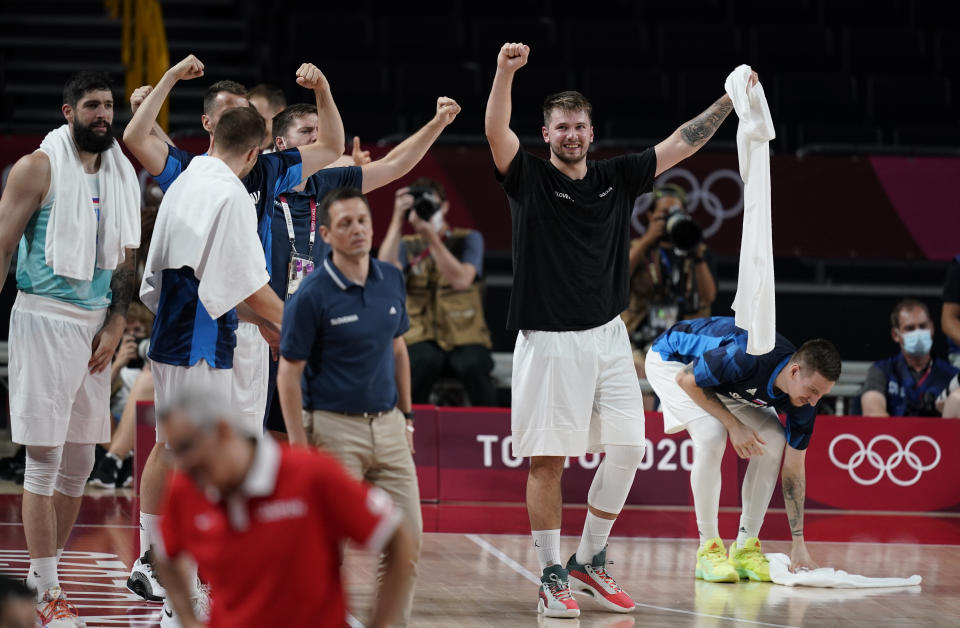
[781,473,806,537]
[702,387,721,404]
[108,251,136,318]
[679,96,734,147]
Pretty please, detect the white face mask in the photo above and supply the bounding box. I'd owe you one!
[430,210,444,233]
[902,328,933,357]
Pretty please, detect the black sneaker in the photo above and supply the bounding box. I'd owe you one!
[88,453,120,488]
[118,454,134,488]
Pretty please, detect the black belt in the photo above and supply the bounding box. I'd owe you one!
[337,409,391,419]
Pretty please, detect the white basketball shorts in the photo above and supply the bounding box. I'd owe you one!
[644,347,778,433]
[153,359,233,442]
[232,321,268,438]
[511,316,646,458]
[8,292,111,446]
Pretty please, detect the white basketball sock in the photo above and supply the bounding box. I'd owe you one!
[29,556,58,597]
[576,512,615,564]
[139,512,161,558]
[532,529,561,570]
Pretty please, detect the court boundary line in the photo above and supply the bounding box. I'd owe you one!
[465,534,800,628]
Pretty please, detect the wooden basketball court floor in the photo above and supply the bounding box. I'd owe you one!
[0,486,955,627]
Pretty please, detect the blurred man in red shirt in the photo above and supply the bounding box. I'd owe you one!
[152,388,415,628]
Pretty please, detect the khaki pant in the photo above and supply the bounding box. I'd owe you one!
[303,407,422,627]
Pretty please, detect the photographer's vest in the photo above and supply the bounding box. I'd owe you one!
[402,229,492,351]
[621,245,710,337]
[874,354,959,417]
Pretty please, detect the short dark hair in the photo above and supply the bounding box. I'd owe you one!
[318,187,370,227]
[213,106,264,155]
[272,103,317,142]
[794,339,842,382]
[542,90,593,127]
[409,177,446,202]
[653,183,687,208]
[63,71,114,107]
[203,80,247,115]
[890,298,930,329]
[247,84,287,109]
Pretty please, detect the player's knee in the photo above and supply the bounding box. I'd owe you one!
[529,455,565,479]
[23,445,63,497]
[55,442,95,498]
[604,443,646,471]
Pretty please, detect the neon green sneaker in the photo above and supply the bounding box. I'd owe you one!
[727,538,771,582]
[695,538,739,583]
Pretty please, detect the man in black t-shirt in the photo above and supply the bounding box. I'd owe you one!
[485,42,755,618]
[942,254,960,368]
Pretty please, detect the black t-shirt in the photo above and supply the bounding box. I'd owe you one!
[496,147,657,331]
[944,256,960,303]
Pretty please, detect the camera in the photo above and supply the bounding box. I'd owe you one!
[127,338,150,370]
[664,203,703,253]
[407,184,443,221]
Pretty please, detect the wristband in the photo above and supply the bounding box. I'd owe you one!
[403,410,415,421]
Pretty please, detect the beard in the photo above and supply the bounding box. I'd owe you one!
[549,141,588,165]
[72,119,114,153]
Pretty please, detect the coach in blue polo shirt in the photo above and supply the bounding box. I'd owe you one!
[276,186,420,627]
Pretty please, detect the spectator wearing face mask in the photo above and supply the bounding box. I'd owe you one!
[860,299,960,417]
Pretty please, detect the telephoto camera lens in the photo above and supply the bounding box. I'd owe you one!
[665,204,703,252]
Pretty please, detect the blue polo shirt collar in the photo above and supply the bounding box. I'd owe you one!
[322,251,383,291]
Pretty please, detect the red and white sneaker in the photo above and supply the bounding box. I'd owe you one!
[36,586,86,627]
[537,564,580,618]
[567,547,636,613]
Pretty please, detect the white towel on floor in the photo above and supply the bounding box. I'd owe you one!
[767,553,922,588]
[725,65,776,355]
[38,124,140,280]
[140,155,269,320]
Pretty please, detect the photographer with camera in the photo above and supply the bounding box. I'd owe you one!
[622,184,717,385]
[379,178,497,407]
[860,298,960,418]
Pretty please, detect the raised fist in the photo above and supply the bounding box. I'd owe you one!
[170,54,204,81]
[295,63,329,91]
[129,85,153,113]
[434,97,461,126]
[497,42,530,72]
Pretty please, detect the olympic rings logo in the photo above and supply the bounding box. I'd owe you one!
[828,434,941,487]
[632,167,744,239]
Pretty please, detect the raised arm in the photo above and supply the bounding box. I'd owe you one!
[484,43,528,175]
[654,70,758,177]
[294,63,346,180]
[129,85,175,147]
[0,152,48,282]
[781,446,817,571]
[377,189,411,269]
[123,55,205,175]
[361,98,461,193]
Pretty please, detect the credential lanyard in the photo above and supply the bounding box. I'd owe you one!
[278,195,316,258]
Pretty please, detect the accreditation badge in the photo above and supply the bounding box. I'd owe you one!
[287,254,315,297]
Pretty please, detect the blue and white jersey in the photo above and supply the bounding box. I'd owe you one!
[154,143,303,275]
[652,316,817,450]
[16,173,112,309]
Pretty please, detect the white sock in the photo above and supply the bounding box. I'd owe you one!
[532,529,561,570]
[575,512,615,564]
[56,548,64,564]
[29,556,58,596]
[139,512,161,557]
[737,515,763,548]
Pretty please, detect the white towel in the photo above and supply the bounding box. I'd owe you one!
[38,125,140,281]
[767,553,922,588]
[725,65,776,355]
[140,155,269,320]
